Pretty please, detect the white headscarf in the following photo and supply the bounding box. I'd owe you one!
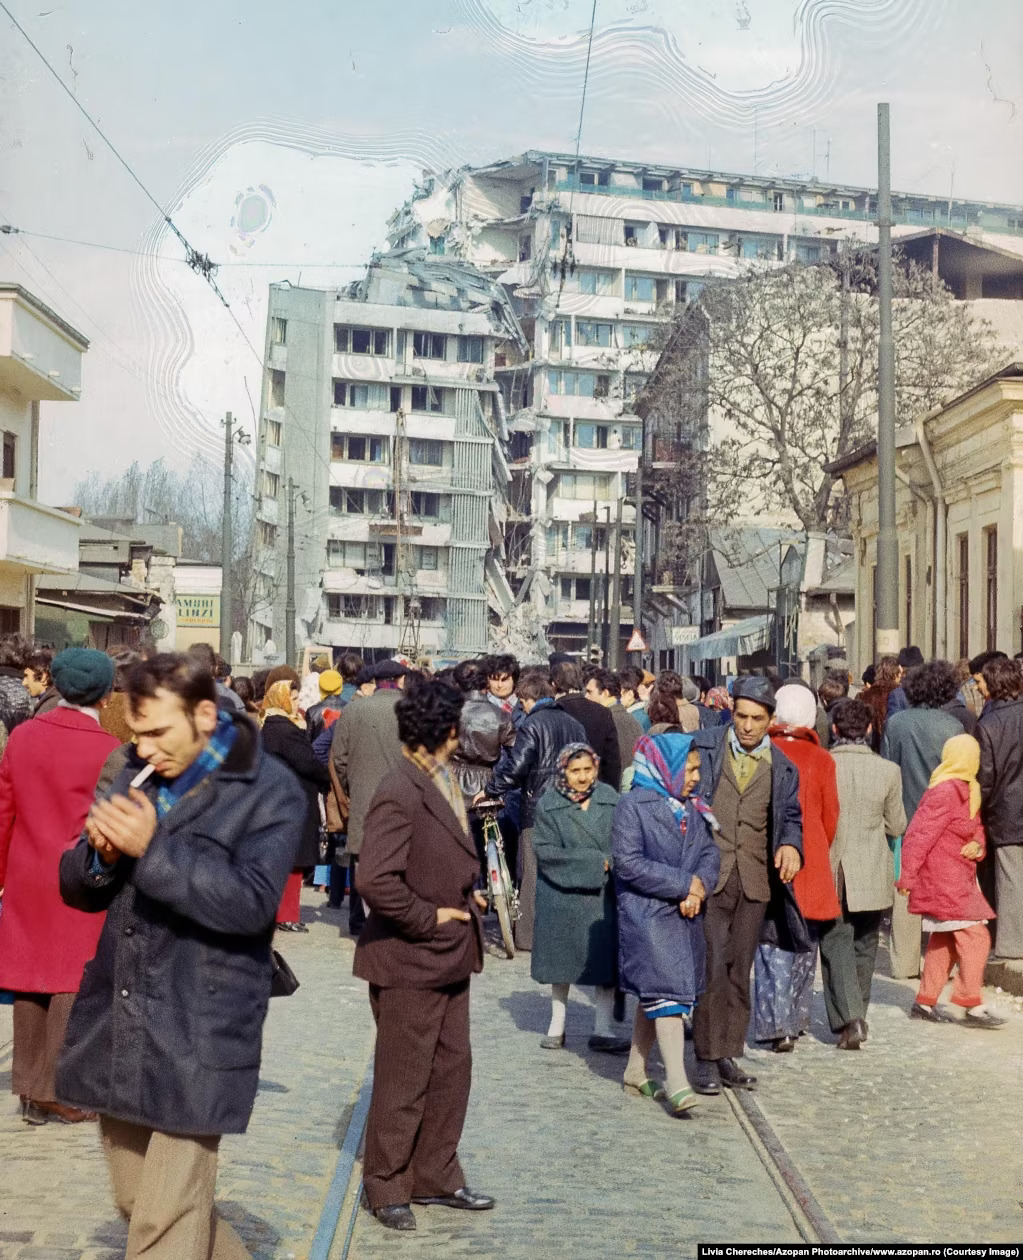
[773,683,818,730]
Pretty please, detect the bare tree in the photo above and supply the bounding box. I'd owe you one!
[642,255,1000,535]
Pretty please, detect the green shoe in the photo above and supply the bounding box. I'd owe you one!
[623,1078,662,1099]
[667,1087,699,1116]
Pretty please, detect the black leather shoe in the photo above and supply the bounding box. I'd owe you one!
[718,1057,757,1089]
[772,1035,796,1053]
[587,1034,631,1054]
[413,1187,495,1211]
[373,1204,416,1231]
[691,1059,721,1095]
[837,1018,867,1050]
[910,1002,954,1023]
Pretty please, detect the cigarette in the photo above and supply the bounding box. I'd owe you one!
[130,764,156,790]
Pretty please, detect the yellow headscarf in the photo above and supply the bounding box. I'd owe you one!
[260,680,303,728]
[928,733,981,818]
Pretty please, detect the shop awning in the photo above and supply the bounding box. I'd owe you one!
[689,613,772,660]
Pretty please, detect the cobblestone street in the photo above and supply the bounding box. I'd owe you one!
[1,892,1021,1259]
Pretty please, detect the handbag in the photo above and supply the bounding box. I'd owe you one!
[270,949,300,998]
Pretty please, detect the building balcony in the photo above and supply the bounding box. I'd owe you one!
[0,492,81,575]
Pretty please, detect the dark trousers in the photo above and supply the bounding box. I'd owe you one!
[693,870,767,1062]
[514,827,536,952]
[325,833,345,909]
[363,981,472,1210]
[818,902,883,1032]
[348,857,366,937]
[12,992,76,1103]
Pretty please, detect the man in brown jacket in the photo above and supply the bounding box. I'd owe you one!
[354,678,494,1232]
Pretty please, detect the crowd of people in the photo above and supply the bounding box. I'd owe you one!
[0,631,1017,1249]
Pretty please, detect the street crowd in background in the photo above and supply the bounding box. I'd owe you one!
[0,631,1018,1249]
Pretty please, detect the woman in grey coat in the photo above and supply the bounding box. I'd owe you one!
[531,743,624,1053]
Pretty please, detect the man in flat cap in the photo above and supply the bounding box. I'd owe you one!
[690,675,806,1095]
[330,660,409,937]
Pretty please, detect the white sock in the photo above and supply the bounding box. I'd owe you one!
[968,1004,986,1016]
[547,984,569,1037]
[593,986,615,1037]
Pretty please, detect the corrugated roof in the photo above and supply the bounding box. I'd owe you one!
[709,527,805,610]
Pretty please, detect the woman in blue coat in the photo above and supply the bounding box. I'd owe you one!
[613,732,721,1116]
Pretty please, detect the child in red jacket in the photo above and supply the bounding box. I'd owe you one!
[897,734,1004,1028]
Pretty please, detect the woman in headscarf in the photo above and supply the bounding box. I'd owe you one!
[530,743,624,1052]
[751,682,841,1051]
[612,733,721,1117]
[704,687,733,726]
[260,680,330,932]
[897,734,1003,1027]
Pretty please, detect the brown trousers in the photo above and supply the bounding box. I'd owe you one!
[12,992,76,1102]
[693,870,768,1062]
[364,981,471,1210]
[100,1117,250,1259]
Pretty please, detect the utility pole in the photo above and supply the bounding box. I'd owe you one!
[587,498,598,653]
[609,494,624,670]
[875,103,900,657]
[600,504,611,664]
[632,424,644,662]
[285,476,296,667]
[219,411,234,662]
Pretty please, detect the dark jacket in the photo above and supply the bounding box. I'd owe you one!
[977,695,1023,849]
[55,713,306,1136]
[881,706,964,821]
[531,782,619,987]
[0,667,32,742]
[354,757,483,990]
[608,703,644,770]
[261,714,331,867]
[613,790,721,1004]
[556,693,622,789]
[306,696,344,744]
[33,686,61,716]
[691,726,810,952]
[486,700,586,828]
[451,691,515,805]
[330,689,403,855]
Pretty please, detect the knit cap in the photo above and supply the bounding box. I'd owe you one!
[51,648,116,706]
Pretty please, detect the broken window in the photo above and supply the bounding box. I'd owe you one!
[428,235,445,254]
[258,521,277,548]
[624,274,657,303]
[593,374,611,399]
[457,335,484,364]
[271,317,287,345]
[262,470,280,499]
[390,386,403,412]
[576,321,613,348]
[411,491,441,519]
[576,577,592,602]
[335,325,390,355]
[685,232,719,254]
[578,170,609,187]
[413,331,447,360]
[265,419,283,446]
[411,385,446,413]
[518,234,532,261]
[270,370,286,408]
[641,177,664,192]
[624,223,639,246]
[332,434,386,463]
[409,438,444,466]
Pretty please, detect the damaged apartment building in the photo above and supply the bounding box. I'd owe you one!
[386,149,1023,659]
[249,256,532,661]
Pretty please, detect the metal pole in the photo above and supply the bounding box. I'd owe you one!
[587,499,598,653]
[609,494,624,670]
[875,102,900,658]
[285,476,296,667]
[632,421,644,660]
[219,412,233,662]
[600,504,611,664]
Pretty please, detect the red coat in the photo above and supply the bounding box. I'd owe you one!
[0,708,120,992]
[897,779,994,922]
[770,726,841,921]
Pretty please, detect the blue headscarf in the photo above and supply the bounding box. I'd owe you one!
[632,732,718,833]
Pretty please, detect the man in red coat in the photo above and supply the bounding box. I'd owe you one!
[0,647,119,1123]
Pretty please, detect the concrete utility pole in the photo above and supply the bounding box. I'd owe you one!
[875,103,900,658]
[219,412,234,663]
[285,476,297,667]
[632,425,644,661]
[600,504,611,664]
[609,494,624,670]
[587,498,598,653]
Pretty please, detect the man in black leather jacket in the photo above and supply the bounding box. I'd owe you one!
[550,659,622,790]
[485,669,585,950]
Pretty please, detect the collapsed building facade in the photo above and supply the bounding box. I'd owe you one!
[253,150,1023,664]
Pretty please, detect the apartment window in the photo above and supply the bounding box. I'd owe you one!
[557,473,611,500]
[418,598,445,621]
[576,269,616,296]
[331,433,387,463]
[329,486,393,516]
[409,438,444,466]
[262,470,280,499]
[270,316,287,345]
[681,182,693,197]
[410,385,446,413]
[576,321,613,348]
[429,235,445,255]
[549,320,572,355]
[623,375,648,403]
[2,431,15,481]
[773,192,785,212]
[518,234,532,261]
[411,491,440,519]
[740,235,783,261]
[904,555,913,645]
[416,546,440,571]
[258,521,277,548]
[957,533,970,659]
[270,369,286,408]
[624,274,657,303]
[265,419,283,446]
[621,324,653,347]
[726,187,738,204]
[676,278,692,303]
[642,177,664,192]
[985,527,998,651]
[457,335,485,364]
[624,222,641,246]
[413,331,447,360]
[794,240,824,264]
[576,577,592,602]
[579,169,609,187]
[685,231,718,254]
[335,325,390,355]
[0,606,20,635]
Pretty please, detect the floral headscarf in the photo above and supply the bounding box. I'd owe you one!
[632,732,717,833]
[554,742,599,804]
[260,680,303,728]
[706,686,732,711]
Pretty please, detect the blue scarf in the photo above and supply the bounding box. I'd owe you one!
[632,731,718,833]
[154,710,238,819]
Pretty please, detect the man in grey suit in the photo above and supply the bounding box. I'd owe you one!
[331,660,408,936]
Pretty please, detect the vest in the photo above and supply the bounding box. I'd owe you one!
[711,755,772,902]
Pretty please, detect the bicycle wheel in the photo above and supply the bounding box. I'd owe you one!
[486,835,515,960]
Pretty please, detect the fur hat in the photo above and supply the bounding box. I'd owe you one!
[51,648,115,706]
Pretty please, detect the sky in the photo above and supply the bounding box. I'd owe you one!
[0,0,1020,500]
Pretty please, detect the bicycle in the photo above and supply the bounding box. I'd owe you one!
[474,798,519,959]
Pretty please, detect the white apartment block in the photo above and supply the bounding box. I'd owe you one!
[384,150,1023,655]
[250,257,527,662]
